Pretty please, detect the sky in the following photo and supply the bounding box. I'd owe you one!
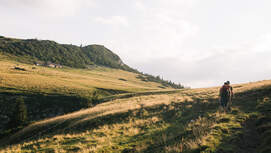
[1,0,271,88]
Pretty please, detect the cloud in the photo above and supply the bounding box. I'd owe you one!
[131,32,271,88]
[103,0,199,62]
[94,16,129,27]
[0,0,96,17]
[251,34,271,53]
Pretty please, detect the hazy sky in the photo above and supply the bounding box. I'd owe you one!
[1,0,271,87]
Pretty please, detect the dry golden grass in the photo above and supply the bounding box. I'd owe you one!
[1,79,270,152]
[0,57,169,97]
[6,94,169,141]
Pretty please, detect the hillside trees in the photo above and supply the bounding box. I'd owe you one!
[8,97,28,127]
[0,37,134,71]
[138,74,184,89]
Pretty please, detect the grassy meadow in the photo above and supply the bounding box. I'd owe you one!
[0,54,178,141]
[1,78,270,153]
[0,54,169,97]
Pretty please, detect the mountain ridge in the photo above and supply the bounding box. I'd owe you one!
[0,35,135,72]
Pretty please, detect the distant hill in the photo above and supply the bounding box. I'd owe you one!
[0,36,135,72]
[0,36,184,89]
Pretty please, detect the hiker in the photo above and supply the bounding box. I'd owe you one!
[219,81,233,113]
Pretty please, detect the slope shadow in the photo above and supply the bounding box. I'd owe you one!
[2,86,271,153]
[0,87,90,139]
[210,87,271,153]
[0,92,219,148]
[6,98,222,153]
[138,86,271,153]
[132,98,219,153]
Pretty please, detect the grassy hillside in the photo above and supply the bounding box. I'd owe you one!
[1,80,270,153]
[0,55,166,95]
[0,36,184,89]
[0,54,179,134]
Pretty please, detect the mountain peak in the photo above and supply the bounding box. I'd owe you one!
[0,36,135,72]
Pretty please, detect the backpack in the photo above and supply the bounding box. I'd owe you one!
[221,85,230,98]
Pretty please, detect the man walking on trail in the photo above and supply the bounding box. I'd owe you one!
[219,81,233,113]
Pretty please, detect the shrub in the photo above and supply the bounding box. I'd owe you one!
[8,97,28,127]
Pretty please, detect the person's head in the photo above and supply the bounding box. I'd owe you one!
[224,81,230,85]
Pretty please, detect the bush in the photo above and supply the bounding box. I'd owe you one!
[8,97,28,127]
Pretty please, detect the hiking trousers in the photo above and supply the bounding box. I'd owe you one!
[220,96,229,108]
